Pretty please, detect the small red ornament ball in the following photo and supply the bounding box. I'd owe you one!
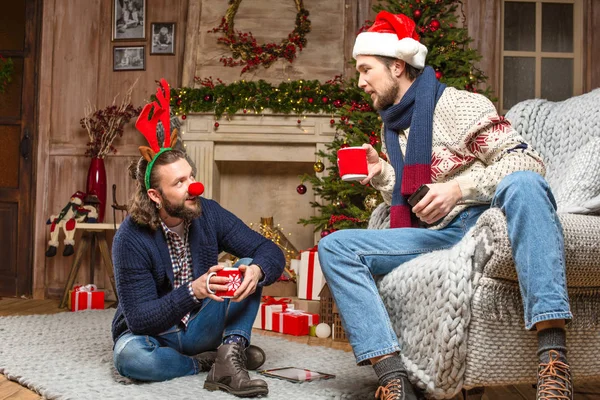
[330,119,335,125]
[214,122,219,128]
[243,109,247,114]
[413,9,422,19]
[181,115,187,120]
[320,230,331,238]
[340,143,350,149]
[308,98,314,104]
[297,119,302,124]
[435,70,443,80]
[333,99,342,108]
[176,99,182,105]
[296,184,307,195]
[321,96,329,103]
[204,95,212,102]
[430,20,441,31]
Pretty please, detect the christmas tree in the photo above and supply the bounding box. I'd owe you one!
[298,0,492,237]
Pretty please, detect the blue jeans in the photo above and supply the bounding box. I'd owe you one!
[113,258,262,381]
[318,171,572,365]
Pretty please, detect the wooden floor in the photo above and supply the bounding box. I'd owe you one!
[0,298,598,400]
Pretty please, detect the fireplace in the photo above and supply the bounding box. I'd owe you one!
[181,113,336,250]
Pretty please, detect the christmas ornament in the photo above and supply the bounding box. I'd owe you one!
[330,119,335,125]
[297,119,302,124]
[413,9,422,19]
[308,97,314,104]
[214,122,220,128]
[364,193,379,212]
[340,143,349,149]
[313,160,325,173]
[296,184,307,194]
[315,323,331,338]
[204,95,212,102]
[243,109,247,113]
[320,229,330,238]
[321,96,328,103]
[176,99,182,105]
[430,20,441,32]
[435,70,443,80]
[333,99,342,108]
[181,114,187,120]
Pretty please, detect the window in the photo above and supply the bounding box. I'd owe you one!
[500,0,583,112]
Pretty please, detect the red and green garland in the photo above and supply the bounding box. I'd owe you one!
[210,0,311,74]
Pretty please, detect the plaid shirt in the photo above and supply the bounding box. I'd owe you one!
[160,221,199,327]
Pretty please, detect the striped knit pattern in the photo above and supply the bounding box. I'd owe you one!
[111,198,285,342]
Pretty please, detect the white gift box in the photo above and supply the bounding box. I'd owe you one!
[252,300,295,330]
[296,249,326,300]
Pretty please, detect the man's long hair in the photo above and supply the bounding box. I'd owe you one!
[127,149,196,231]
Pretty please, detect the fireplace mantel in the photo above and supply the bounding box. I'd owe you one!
[181,113,336,200]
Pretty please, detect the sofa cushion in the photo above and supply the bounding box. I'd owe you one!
[553,137,600,214]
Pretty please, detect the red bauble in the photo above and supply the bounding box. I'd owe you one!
[320,230,331,238]
[333,99,342,108]
[181,115,187,120]
[308,98,314,104]
[204,95,212,102]
[296,184,307,195]
[340,143,350,149]
[214,122,219,128]
[435,70,443,80]
[176,99,182,105]
[413,9,422,19]
[430,20,441,31]
[330,119,335,125]
[321,96,329,103]
[243,109,247,114]
[297,119,302,124]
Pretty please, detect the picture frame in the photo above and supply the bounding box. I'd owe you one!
[112,0,146,41]
[150,23,176,55]
[113,46,145,71]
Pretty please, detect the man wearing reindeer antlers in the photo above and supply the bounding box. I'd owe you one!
[111,79,285,398]
[318,11,573,400]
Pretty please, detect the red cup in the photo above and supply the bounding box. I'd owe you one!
[337,146,368,181]
[215,267,243,298]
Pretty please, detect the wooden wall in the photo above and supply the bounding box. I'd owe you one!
[32,0,600,300]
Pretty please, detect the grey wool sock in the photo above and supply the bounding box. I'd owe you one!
[537,327,568,363]
[373,354,408,386]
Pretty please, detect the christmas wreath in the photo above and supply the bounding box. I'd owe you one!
[210,0,311,74]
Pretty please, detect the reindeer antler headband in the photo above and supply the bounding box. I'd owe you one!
[135,78,179,190]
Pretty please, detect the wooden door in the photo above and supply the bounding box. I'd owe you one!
[0,0,39,297]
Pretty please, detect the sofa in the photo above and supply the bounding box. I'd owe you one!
[369,89,600,399]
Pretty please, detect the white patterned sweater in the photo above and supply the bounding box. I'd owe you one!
[370,87,546,229]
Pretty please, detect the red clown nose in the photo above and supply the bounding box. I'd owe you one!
[188,182,205,197]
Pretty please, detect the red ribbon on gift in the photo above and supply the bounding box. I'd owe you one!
[306,252,315,300]
[260,296,292,329]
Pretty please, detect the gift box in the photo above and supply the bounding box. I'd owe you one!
[292,298,321,315]
[297,247,326,300]
[253,296,295,330]
[70,284,104,311]
[272,310,320,336]
[262,280,297,297]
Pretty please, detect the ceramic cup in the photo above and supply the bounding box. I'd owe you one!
[337,146,368,181]
[209,267,242,298]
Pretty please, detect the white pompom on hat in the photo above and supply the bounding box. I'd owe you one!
[353,11,428,69]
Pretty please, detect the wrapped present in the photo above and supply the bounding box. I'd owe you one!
[70,284,104,312]
[293,298,321,315]
[253,296,294,330]
[272,309,320,336]
[297,246,325,300]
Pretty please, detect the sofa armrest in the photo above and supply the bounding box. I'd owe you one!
[472,208,600,287]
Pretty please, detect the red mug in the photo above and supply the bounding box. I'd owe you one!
[208,267,242,298]
[337,146,368,181]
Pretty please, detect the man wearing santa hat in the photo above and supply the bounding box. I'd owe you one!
[318,11,572,400]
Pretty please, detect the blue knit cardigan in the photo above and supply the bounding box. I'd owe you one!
[111,197,285,342]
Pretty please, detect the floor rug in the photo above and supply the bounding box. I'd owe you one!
[0,310,378,399]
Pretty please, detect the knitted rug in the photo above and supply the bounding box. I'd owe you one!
[0,310,377,400]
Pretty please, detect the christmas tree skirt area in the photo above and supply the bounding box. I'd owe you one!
[0,310,377,399]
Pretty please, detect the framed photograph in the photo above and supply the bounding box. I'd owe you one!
[151,23,176,55]
[112,0,146,40]
[113,46,145,71]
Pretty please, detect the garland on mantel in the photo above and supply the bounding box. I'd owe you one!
[210,0,311,74]
[171,76,372,121]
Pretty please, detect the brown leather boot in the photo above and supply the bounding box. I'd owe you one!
[536,350,573,400]
[203,343,268,397]
[375,377,419,400]
[194,345,265,372]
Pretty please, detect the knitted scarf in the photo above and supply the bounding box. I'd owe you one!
[379,66,445,228]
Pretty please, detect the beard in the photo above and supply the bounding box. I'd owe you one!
[372,72,400,111]
[162,196,202,221]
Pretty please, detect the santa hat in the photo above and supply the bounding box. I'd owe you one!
[70,191,86,203]
[353,11,428,69]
